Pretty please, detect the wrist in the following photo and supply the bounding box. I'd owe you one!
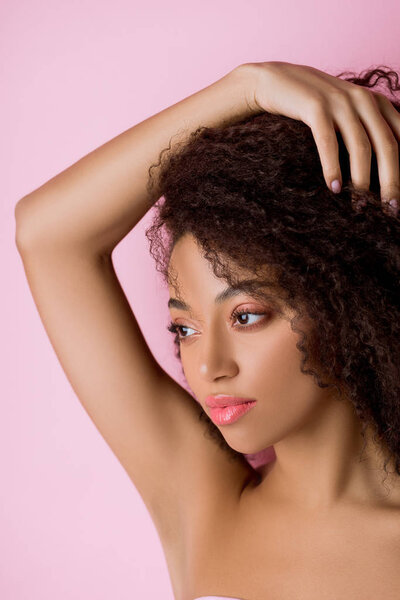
[231,62,265,115]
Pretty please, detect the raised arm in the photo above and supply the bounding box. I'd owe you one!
[15,64,258,255]
[14,64,260,592]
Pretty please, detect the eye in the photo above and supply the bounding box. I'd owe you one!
[231,308,266,329]
[167,321,196,341]
[167,308,267,343]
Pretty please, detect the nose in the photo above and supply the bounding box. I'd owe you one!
[198,322,239,381]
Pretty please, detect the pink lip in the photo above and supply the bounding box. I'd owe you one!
[208,402,257,425]
[205,395,257,408]
[204,395,257,426]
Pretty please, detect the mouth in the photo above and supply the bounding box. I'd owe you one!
[207,401,257,425]
[205,394,257,408]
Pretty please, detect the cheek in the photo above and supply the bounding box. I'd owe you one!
[248,325,322,419]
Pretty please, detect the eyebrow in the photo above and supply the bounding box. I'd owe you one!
[168,282,257,311]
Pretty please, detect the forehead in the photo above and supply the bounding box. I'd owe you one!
[166,235,297,322]
[167,234,243,292]
[167,234,281,308]
[168,233,202,265]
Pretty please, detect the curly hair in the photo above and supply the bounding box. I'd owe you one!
[144,65,400,482]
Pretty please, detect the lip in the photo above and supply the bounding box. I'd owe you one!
[205,394,257,408]
[208,402,257,425]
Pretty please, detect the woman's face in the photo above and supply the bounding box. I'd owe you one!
[167,233,337,455]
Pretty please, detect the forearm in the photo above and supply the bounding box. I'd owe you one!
[15,64,257,257]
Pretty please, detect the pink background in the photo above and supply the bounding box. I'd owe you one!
[3,1,400,598]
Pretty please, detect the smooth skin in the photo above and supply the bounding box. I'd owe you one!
[15,62,400,599]
[168,232,400,510]
[168,233,400,599]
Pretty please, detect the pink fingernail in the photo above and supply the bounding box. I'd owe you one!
[331,179,341,193]
[389,198,399,216]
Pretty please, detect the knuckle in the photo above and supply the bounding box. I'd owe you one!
[356,136,372,156]
[381,134,398,155]
[308,91,328,113]
[357,140,372,160]
[307,96,330,128]
[328,90,354,115]
[329,88,351,107]
[350,85,374,103]
[316,132,336,150]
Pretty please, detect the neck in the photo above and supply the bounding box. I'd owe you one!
[258,392,400,512]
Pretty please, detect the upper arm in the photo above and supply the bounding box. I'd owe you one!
[16,221,256,544]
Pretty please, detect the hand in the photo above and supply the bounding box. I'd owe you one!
[242,60,400,217]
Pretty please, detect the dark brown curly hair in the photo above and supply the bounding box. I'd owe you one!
[144,65,400,483]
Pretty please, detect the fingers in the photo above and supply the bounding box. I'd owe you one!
[329,94,373,200]
[308,107,342,193]
[373,91,400,215]
[347,88,400,214]
[309,90,400,218]
[335,89,400,216]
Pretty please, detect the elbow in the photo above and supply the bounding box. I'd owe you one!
[15,198,28,253]
[15,197,40,254]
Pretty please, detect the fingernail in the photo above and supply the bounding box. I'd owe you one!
[331,179,341,193]
[389,198,399,216]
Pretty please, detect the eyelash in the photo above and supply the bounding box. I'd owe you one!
[167,308,267,343]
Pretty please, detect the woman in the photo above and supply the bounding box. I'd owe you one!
[15,61,400,599]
